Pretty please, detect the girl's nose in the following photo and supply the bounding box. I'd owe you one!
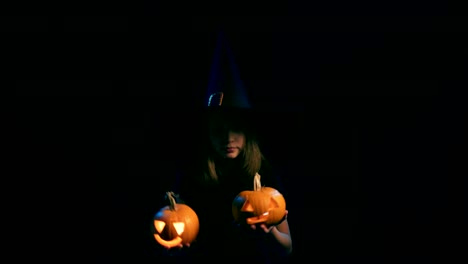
[225,133,235,142]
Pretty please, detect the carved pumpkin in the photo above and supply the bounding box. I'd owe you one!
[152,192,199,248]
[232,173,286,226]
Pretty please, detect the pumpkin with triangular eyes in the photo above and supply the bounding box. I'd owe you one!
[232,173,286,226]
[152,192,199,249]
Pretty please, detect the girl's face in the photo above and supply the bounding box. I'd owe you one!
[209,121,246,159]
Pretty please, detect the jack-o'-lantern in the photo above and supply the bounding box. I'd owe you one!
[232,173,286,226]
[152,191,199,249]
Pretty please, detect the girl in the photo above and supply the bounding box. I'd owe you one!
[169,108,293,262]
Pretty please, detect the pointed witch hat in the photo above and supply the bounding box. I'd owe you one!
[203,29,258,135]
[205,30,252,110]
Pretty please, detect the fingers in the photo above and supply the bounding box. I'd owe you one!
[244,222,280,233]
[249,223,274,233]
[163,242,190,250]
[177,243,190,248]
[260,224,274,233]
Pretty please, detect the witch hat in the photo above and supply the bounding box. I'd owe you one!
[205,30,251,109]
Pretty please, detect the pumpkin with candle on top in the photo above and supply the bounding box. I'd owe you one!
[152,191,199,249]
[232,173,286,226]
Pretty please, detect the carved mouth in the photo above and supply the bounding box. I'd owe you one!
[246,213,269,225]
[154,234,182,248]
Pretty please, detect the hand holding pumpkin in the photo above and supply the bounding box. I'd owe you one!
[232,173,287,228]
[152,192,199,250]
[249,209,288,233]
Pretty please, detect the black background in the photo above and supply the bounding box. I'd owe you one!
[2,10,466,263]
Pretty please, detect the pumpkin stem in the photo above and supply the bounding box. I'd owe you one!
[253,173,262,191]
[166,191,177,210]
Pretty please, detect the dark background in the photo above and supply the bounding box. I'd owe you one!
[2,11,466,263]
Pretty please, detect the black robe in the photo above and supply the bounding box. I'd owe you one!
[165,156,290,263]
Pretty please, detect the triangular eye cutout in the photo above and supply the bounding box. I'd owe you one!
[269,197,279,209]
[241,201,254,212]
[154,220,166,233]
[172,222,185,235]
